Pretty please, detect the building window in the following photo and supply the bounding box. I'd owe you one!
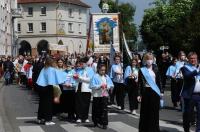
[68,23,73,33]
[41,22,46,32]
[78,9,82,19]
[68,9,73,18]
[78,24,81,34]
[28,7,33,16]
[17,23,21,32]
[41,6,46,15]
[28,23,33,32]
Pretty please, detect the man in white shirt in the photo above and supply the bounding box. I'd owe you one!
[181,52,200,132]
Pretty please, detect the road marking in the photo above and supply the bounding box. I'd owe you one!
[61,124,93,132]
[127,114,139,119]
[19,126,44,132]
[16,116,37,120]
[89,113,118,116]
[160,120,195,132]
[108,121,138,132]
[16,116,57,120]
[16,113,118,120]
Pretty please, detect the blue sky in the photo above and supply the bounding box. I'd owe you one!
[83,0,154,26]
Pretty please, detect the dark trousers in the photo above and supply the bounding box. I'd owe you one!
[171,78,179,105]
[37,85,53,121]
[20,74,27,85]
[5,78,10,85]
[110,85,116,104]
[183,95,200,132]
[92,97,108,125]
[60,90,75,119]
[111,82,125,109]
[161,74,167,90]
[75,92,91,120]
[139,87,160,132]
[126,79,138,111]
[176,78,183,102]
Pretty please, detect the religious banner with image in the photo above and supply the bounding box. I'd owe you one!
[92,13,120,53]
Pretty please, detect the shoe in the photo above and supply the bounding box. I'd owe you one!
[85,119,90,123]
[102,125,107,129]
[76,119,81,123]
[117,106,121,110]
[191,122,196,126]
[132,110,137,115]
[37,119,45,124]
[45,121,55,125]
[37,119,42,124]
[94,123,98,127]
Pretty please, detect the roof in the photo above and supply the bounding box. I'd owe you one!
[17,0,91,8]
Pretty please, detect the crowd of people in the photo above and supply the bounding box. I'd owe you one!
[0,50,199,132]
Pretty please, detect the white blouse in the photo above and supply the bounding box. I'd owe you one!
[145,67,156,87]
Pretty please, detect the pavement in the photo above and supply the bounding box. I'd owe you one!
[0,80,13,132]
[0,80,196,132]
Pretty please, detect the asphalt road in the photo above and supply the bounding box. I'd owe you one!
[0,82,196,132]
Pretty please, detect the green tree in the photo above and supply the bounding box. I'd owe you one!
[140,0,194,55]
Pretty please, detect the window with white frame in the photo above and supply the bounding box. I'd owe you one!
[68,23,73,32]
[68,8,73,18]
[28,23,33,32]
[17,23,21,32]
[28,7,33,16]
[41,22,46,32]
[41,6,46,15]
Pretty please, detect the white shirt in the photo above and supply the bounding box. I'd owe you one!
[92,75,109,97]
[193,78,200,93]
[145,67,156,87]
[79,69,92,93]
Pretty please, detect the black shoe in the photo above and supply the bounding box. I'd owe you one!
[94,123,98,127]
[173,102,178,107]
[102,125,107,129]
[191,122,196,126]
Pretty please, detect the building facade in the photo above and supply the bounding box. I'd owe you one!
[0,0,20,56]
[0,0,12,55]
[17,0,90,56]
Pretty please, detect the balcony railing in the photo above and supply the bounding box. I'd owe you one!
[11,8,23,18]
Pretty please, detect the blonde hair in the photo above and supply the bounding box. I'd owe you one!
[143,52,154,62]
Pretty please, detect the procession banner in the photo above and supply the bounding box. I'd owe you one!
[92,13,120,53]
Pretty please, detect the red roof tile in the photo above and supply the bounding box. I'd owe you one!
[17,0,90,8]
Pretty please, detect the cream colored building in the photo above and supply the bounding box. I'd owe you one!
[0,0,12,55]
[0,0,21,56]
[17,0,90,56]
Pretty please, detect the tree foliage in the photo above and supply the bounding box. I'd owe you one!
[140,0,200,55]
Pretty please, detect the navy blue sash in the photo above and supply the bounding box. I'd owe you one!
[184,64,200,80]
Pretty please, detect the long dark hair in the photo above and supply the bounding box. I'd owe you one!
[131,57,140,69]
